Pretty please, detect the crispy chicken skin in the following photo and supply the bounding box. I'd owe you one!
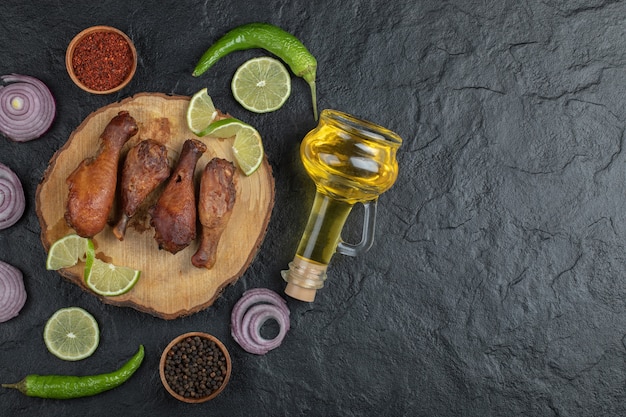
[65,111,138,238]
[191,158,237,269]
[150,139,206,254]
[112,139,171,241]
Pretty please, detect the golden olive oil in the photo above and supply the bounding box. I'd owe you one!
[295,193,353,265]
[300,116,400,205]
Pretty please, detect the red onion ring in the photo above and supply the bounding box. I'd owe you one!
[231,288,290,355]
[0,74,56,142]
[0,260,27,323]
[0,163,25,230]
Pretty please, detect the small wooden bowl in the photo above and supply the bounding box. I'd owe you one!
[159,332,232,403]
[65,25,137,94]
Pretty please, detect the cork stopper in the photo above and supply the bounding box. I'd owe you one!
[281,256,328,302]
[285,282,318,302]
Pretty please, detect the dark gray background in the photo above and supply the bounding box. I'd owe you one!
[2,0,626,415]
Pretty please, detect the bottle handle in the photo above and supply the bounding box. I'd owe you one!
[337,199,377,257]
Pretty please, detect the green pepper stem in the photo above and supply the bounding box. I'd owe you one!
[2,380,26,394]
[302,70,318,121]
[309,80,318,121]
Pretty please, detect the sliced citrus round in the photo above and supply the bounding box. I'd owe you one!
[232,126,264,176]
[186,88,218,135]
[43,307,100,361]
[46,234,90,270]
[84,257,141,297]
[196,117,251,138]
[231,57,291,113]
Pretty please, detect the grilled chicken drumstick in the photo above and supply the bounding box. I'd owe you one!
[150,139,206,254]
[191,158,237,269]
[65,111,138,238]
[112,139,171,241]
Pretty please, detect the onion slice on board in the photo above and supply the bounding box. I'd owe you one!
[0,74,56,142]
[0,260,27,323]
[0,163,25,230]
[231,288,290,355]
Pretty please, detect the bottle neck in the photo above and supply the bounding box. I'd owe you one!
[282,191,353,302]
[282,256,328,302]
[295,191,353,264]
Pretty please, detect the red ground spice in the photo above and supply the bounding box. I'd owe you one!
[72,31,133,91]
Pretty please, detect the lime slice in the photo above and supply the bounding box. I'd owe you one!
[187,88,218,135]
[46,234,90,270]
[196,117,251,138]
[232,126,264,176]
[85,238,96,264]
[43,307,100,361]
[231,57,291,113]
[84,256,141,297]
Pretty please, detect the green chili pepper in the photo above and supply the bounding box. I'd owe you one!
[192,22,318,120]
[1,345,144,399]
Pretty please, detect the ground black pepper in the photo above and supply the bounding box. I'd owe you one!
[164,336,228,399]
[71,31,133,91]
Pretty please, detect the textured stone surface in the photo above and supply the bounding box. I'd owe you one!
[2,0,626,415]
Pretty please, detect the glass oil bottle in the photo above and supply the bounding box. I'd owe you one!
[282,109,402,302]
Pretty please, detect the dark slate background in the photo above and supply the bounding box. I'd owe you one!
[2,0,626,415]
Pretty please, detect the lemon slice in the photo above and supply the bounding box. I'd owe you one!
[84,256,141,297]
[187,88,218,135]
[231,57,291,113]
[46,234,90,270]
[43,307,100,361]
[196,117,251,138]
[232,126,264,176]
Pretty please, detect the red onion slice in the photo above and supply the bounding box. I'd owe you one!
[0,260,27,323]
[231,288,290,355]
[0,74,56,142]
[0,163,25,230]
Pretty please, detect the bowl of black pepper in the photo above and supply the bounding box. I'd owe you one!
[65,25,137,94]
[159,332,232,403]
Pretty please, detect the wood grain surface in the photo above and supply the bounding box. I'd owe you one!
[35,93,275,319]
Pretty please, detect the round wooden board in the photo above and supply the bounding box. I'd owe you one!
[36,93,275,319]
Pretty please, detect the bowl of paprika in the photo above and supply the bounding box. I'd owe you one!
[66,25,137,94]
[159,332,232,403]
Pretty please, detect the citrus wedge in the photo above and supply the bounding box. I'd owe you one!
[46,234,90,270]
[43,307,100,361]
[231,57,291,113]
[196,117,251,138]
[187,88,218,135]
[232,126,264,176]
[84,257,141,297]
